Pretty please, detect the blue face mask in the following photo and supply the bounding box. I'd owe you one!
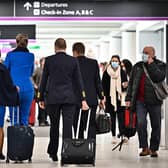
[111,62,119,69]
[142,54,148,62]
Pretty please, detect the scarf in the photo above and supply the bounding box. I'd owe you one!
[107,65,122,111]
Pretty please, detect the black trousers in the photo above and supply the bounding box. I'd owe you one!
[105,99,125,137]
[38,104,48,123]
[47,104,75,156]
[73,106,97,139]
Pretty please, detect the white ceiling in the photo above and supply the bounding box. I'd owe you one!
[0,20,164,43]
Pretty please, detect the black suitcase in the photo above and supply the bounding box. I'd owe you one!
[6,107,35,163]
[61,109,96,166]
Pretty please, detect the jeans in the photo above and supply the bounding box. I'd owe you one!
[136,101,161,151]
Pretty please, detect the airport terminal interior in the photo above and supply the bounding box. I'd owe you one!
[0,18,168,167]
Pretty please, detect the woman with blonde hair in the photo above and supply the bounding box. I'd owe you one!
[4,34,34,126]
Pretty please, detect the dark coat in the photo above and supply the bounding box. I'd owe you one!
[125,59,166,111]
[0,63,19,106]
[75,56,104,106]
[102,66,128,103]
[39,52,85,105]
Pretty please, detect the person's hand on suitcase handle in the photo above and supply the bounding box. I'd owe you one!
[39,101,45,109]
[81,100,89,111]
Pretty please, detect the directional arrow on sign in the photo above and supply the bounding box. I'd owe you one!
[24,2,32,11]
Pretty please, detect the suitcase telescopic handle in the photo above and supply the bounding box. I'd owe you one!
[76,108,91,139]
[76,109,82,139]
[85,108,91,139]
[12,106,19,126]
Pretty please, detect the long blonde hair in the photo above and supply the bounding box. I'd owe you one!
[16,33,28,48]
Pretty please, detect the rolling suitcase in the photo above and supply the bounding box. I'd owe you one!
[61,109,96,166]
[6,107,35,163]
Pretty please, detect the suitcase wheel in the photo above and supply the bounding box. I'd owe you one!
[6,157,9,163]
[92,161,95,166]
[61,160,64,166]
[28,158,32,163]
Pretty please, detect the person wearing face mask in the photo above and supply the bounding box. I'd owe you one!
[125,46,166,157]
[102,55,128,144]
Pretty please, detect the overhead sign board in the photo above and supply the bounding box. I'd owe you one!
[14,0,168,17]
[15,1,94,17]
[0,0,13,16]
[0,0,168,17]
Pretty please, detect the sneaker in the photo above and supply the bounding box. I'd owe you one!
[139,148,150,156]
[49,155,58,162]
[0,153,5,160]
[112,136,117,144]
[150,151,158,158]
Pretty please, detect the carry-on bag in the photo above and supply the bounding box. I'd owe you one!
[6,107,35,163]
[96,108,111,134]
[112,107,136,151]
[61,109,96,166]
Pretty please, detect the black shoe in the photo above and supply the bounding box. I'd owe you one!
[49,155,58,162]
[0,153,5,160]
[150,151,158,158]
[45,121,50,126]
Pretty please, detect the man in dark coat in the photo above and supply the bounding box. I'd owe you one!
[38,38,88,162]
[0,62,19,160]
[125,46,166,157]
[72,42,104,139]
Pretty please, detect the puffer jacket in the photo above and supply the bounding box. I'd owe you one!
[125,58,166,111]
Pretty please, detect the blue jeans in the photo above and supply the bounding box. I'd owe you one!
[136,101,161,151]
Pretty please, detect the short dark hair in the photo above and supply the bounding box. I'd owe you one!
[55,38,66,49]
[72,42,85,55]
[122,59,133,76]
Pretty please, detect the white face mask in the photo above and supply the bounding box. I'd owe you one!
[142,54,148,62]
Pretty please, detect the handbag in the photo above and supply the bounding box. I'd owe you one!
[143,64,168,101]
[96,108,111,134]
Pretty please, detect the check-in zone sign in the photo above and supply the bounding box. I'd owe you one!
[1,0,168,17]
[16,0,94,17]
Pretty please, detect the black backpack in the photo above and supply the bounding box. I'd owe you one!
[112,108,136,151]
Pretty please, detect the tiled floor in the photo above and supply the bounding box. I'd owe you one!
[1,129,168,168]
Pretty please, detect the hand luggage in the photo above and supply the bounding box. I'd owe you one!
[61,109,96,166]
[28,99,36,126]
[112,107,136,151]
[6,107,35,163]
[96,108,111,134]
